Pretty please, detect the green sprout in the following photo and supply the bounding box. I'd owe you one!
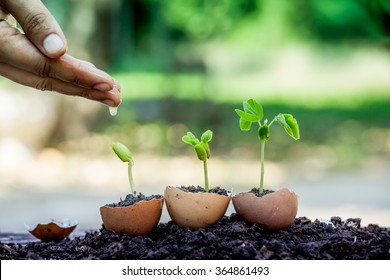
[111,142,136,196]
[235,99,300,193]
[182,130,213,192]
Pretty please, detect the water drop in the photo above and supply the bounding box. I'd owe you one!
[109,107,118,116]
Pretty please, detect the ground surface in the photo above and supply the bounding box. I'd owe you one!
[1,215,389,260]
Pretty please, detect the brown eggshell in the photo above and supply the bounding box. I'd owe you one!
[232,188,298,231]
[28,220,77,242]
[164,186,231,229]
[100,197,164,236]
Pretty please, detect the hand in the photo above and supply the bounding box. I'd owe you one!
[0,0,121,107]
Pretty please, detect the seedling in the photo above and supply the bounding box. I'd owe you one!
[111,142,136,195]
[235,99,300,193]
[182,130,213,192]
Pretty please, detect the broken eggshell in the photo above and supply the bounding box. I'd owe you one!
[164,186,231,230]
[100,197,164,236]
[26,218,78,242]
[232,188,298,231]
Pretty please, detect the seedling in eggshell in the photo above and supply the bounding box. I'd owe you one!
[182,130,213,192]
[235,99,300,193]
[111,142,136,195]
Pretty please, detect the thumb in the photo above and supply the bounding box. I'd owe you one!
[3,0,67,58]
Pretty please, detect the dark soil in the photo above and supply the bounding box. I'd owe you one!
[105,186,228,208]
[248,188,274,197]
[178,186,230,196]
[1,215,389,260]
[105,193,163,207]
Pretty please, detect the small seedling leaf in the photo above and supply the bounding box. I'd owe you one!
[201,130,213,143]
[245,99,263,120]
[112,142,132,162]
[182,132,199,146]
[235,109,259,122]
[194,143,207,161]
[284,114,300,140]
[276,114,300,140]
[239,118,252,131]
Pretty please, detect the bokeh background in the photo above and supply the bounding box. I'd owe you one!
[1,0,389,232]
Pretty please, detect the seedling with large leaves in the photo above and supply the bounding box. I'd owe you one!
[235,99,300,193]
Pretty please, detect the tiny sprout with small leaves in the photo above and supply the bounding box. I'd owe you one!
[182,130,213,192]
[111,142,136,196]
[235,99,300,193]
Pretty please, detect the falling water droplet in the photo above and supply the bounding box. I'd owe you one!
[109,107,118,116]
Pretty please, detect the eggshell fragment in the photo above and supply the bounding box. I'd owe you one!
[27,219,77,242]
[164,186,231,229]
[100,197,164,236]
[232,188,298,231]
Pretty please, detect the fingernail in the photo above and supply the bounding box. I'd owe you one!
[43,34,65,55]
[93,83,113,91]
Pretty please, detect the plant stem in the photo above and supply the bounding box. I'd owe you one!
[203,160,209,192]
[128,161,136,195]
[260,140,266,193]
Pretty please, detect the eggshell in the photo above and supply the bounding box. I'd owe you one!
[27,219,77,242]
[164,186,231,229]
[100,197,164,236]
[232,188,298,231]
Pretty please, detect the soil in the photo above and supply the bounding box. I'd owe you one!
[105,193,163,207]
[248,188,274,197]
[178,186,230,196]
[1,215,389,260]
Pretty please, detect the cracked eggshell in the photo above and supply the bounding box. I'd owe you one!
[164,186,231,229]
[232,188,298,231]
[27,219,77,242]
[100,197,164,236]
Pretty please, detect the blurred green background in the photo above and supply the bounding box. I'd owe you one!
[0,0,389,232]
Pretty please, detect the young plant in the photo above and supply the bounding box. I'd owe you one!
[111,142,136,196]
[182,130,213,192]
[235,99,300,193]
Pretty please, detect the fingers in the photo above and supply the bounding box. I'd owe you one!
[1,0,67,58]
[0,61,121,107]
[0,21,115,92]
[0,20,122,106]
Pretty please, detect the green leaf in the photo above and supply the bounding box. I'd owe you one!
[284,114,300,140]
[235,109,260,122]
[194,143,207,161]
[258,125,270,142]
[182,132,199,146]
[244,99,263,120]
[275,114,300,140]
[239,118,252,131]
[201,130,213,143]
[111,142,132,162]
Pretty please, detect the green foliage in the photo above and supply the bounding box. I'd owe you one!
[236,99,300,142]
[182,130,213,161]
[235,99,300,192]
[182,130,213,191]
[275,114,300,140]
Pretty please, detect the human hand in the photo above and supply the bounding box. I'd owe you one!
[0,0,121,108]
